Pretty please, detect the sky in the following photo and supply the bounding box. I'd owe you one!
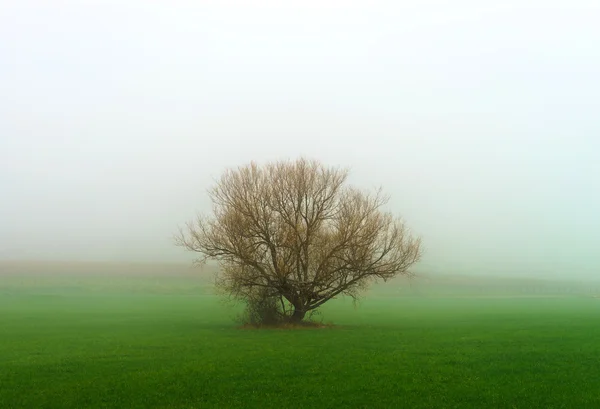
[1,0,599,279]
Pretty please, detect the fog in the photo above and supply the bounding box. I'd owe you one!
[1,1,599,280]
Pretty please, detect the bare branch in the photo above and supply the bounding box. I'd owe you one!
[176,157,422,323]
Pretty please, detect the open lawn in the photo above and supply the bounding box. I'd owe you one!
[1,263,600,408]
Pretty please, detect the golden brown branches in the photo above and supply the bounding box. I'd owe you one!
[175,157,422,322]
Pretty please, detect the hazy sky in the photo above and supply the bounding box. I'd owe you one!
[1,0,599,279]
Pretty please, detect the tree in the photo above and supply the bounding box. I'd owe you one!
[175,158,422,324]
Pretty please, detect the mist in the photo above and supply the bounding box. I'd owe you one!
[1,0,599,280]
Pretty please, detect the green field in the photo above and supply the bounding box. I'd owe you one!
[2,263,600,408]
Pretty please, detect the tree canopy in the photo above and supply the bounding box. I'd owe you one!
[176,158,422,324]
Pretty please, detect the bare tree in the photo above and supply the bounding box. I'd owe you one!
[175,158,422,324]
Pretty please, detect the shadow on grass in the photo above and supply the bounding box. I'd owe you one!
[238,321,338,330]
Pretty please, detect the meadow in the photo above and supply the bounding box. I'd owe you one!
[1,262,600,408]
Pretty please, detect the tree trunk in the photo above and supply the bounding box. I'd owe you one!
[289,307,306,323]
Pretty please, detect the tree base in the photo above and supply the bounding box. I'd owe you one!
[239,321,333,330]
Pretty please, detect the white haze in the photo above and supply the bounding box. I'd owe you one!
[1,0,599,279]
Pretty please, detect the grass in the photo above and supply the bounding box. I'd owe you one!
[1,266,600,408]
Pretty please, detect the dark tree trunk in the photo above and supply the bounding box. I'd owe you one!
[289,307,306,323]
